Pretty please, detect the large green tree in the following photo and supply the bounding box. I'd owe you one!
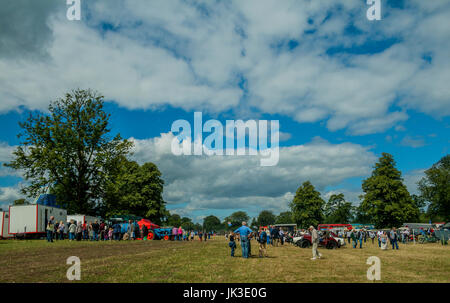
[275,211,294,224]
[290,181,325,228]
[103,157,167,224]
[256,210,276,226]
[166,213,182,227]
[181,217,195,230]
[360,153,420,228]
[418,155,450,221]
[5,89,132,215]
[203,215,221,232]
[224,211,250,230]
[323,193,353,224]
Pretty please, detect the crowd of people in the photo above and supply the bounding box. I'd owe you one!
[44,216,215,243]
[44,216,447,263]
[225,223,449,260]
[225,222,294,259]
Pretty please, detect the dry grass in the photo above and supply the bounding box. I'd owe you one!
[0,237,449,283]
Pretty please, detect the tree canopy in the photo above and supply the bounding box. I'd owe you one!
[203,215,222,232]
[275,211,294,224]
[103,157,167,224]
[224,211,249,230]
[256,210,276,226]
[290,181,325,229]
[418,155,450,221]
[5,89,132,215]
[323,193,353,224]
[359,153,419,228]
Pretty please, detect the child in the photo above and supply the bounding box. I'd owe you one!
[228,232,237,257]
[108,227,113,241]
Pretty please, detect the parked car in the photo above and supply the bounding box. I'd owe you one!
[294,233,340,249]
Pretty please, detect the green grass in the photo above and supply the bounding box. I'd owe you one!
[0,237,449,283]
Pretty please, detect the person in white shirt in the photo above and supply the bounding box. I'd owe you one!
[377,230,383,247]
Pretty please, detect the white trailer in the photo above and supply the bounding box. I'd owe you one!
[0,211,13,239]
[67,214,101,225]
[8,204,67,235]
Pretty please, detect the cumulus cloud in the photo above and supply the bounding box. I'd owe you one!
[128,132,377,216]
[0,0,448,134]
[0,142,22,177]
[403,169,425,196]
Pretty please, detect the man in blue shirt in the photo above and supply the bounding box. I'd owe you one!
[234,222,253,258]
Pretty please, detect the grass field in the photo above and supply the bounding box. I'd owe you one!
[1,237,449,283]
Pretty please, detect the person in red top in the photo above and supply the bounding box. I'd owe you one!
[177,226,183,241]
[82,222,88,240]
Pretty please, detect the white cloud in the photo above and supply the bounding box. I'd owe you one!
[403,169,425,196]
[128,132,377,216]
[0,0,448,134]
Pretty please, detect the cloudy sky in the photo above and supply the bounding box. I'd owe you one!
[0,0,449,222]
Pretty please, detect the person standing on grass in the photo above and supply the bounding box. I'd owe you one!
[369,230,375,244]
[351,229,357,248]
[54,221,59,241]
[258,228,268,258]
[178,226,183,241]
[380,231,388,250]
[390,227,399,250]
[99,221,105,240]
[203,230,207,242]
[358,229,364,249]
[127,220,133,240]
[377,230,383,247]
[228,231,237,257]
[113,222,121,241]
[346,229,351,244]
[46,216,55,243]
[92,220,100,241]
[76,221,83,241]
[234,221,253,259]
[198,230,203,241]
[134,222,141,240]
[108,227,113,241]
[271,226,278,247]
[310,226,322,260]
[68,220,76,241]
[58,221,65,240]
[171,226,178,241]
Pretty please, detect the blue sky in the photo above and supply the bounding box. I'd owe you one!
[0,0,449,223]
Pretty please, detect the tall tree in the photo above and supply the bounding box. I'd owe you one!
[224,211,249,230]
[103,157,167,224]
[290,181,325,228]
[203,215,221,232]
[166,213,182,227]
[360,153,419,228]
[181,217,195,230]
[256,210,276,226]
[5,89,132,215]
[275,211,294,224]
[418,155,450,221]
[323,193,353,224]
